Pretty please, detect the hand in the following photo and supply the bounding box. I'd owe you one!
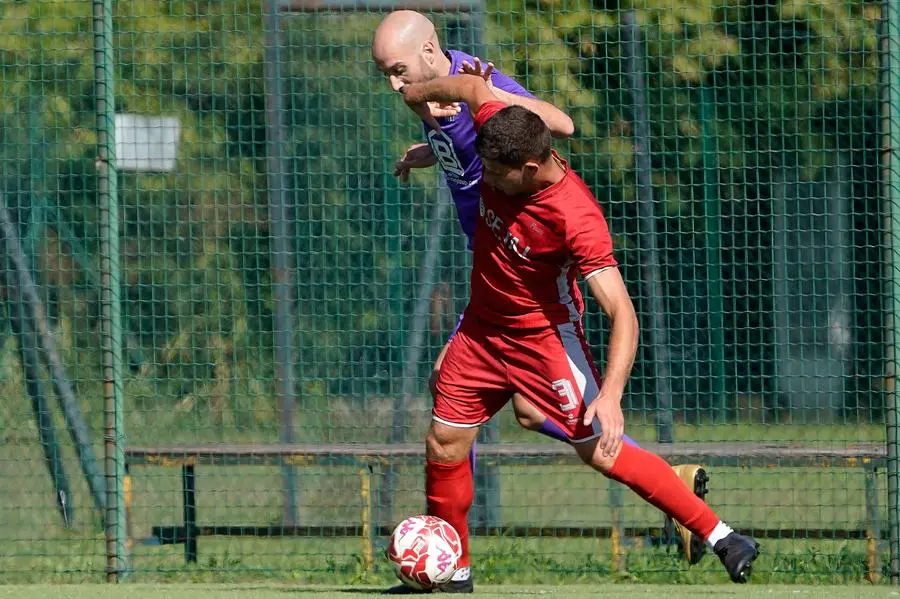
[403,98,442,132]
[394,143,437,182]
[427,101,461,119]
[459,57,495,90]
[583,392,625,458]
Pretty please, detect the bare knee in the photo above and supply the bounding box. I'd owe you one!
[426,422,478,464]
[425,431,452,463]
[590,452,618,474]
[574,439,621,474]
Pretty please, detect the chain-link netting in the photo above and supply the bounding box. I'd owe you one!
[0,0,895,585]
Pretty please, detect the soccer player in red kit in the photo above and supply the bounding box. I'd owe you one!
[387,74,759,593]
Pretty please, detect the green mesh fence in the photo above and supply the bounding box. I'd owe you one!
[0,0,897,586]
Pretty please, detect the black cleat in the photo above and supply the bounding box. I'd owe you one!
[384,574,474,594]
[714,532,759,583]
[434,577,474,593]
[665,464,710,565]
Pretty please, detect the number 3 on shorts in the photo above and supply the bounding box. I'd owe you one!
[552,379,578,412]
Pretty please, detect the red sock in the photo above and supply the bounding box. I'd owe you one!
[607,442,719,540]
[426,458,473,568]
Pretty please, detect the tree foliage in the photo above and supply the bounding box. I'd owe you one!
[0,0,884,438]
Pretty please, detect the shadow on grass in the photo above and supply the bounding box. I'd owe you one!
[214,588,398,595]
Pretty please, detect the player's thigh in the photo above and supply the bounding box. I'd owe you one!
[432,318,512,434]
[430,314,465,398]
[511,393,546,430]
[430,341,451,398]
[505,322,603,443]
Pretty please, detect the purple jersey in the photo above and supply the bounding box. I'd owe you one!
[423,49,535,246]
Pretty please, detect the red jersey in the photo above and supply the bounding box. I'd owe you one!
[466,101,618,329]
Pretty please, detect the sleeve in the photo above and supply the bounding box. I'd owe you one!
[565,193,619,279]
[473,101,508,131]
[489,69,536,99]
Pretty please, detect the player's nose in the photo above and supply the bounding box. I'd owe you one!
[389,76,404,92]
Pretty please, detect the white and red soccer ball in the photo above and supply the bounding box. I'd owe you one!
[387,515,462,590]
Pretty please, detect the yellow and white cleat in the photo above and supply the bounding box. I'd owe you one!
[665,464,710,565]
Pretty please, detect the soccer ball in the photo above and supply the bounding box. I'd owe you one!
[387,515,462,590]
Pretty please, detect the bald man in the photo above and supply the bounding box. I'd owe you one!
[372,10,581,442]
[372,13,711,592]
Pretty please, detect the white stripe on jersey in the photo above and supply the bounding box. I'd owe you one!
[555,263,580,322]
[558,322,601,439]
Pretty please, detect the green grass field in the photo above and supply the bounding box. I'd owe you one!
[0,584,896,599]
[0,394,891,585]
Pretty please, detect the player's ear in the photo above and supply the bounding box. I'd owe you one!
[522,161,540,181]
[421,39,436,65]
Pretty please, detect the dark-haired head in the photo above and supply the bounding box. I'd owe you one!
[475,105,553,195]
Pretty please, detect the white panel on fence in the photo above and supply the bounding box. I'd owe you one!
[114,114,181,172]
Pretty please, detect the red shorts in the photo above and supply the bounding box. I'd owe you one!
[433,315,603,443]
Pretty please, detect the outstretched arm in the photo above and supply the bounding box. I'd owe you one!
[586,268,639,401]
[490,88,575,138]
[400,74,497,117]
[458,58,574,138]
[581,267,639,458]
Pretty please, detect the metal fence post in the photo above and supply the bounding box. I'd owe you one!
[93,0,127,582]
[884,0,900,581]
[622,11,675,442]
[264,0,301,527]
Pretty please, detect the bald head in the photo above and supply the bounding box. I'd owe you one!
[372,10,450,90]
[373,10,435,55]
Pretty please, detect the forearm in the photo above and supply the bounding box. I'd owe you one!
[600,308,639,401]
[586,269,639,401]
[490,88,575,138]
[402,74,484,107]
